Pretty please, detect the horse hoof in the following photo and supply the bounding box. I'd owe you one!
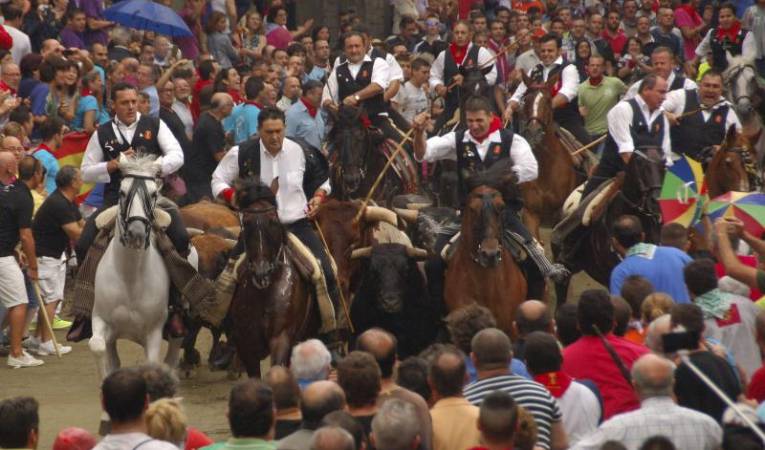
[226,369,240,381]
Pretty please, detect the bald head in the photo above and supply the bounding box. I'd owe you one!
[631,354,674,399]
[0,151,17,181]
[356,328,397,378]
[301,381,346,427]
[644,314,672,354]
[211,92,234,117]
[311,426,355,450]
[2,136,23,161]
[471,328,512,371]
[265,366,300,411]
[429,347,466,397]
[514,300,551,337]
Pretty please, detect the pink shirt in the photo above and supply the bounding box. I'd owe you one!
[562,334,649,420]
[675,6,703,61]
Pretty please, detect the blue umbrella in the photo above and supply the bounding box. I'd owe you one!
[104,0,193,38]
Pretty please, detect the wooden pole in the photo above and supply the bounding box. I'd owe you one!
[571,134,608,157]
[31,281,61,358]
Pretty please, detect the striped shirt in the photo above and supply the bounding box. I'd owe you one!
[463,375,562,450]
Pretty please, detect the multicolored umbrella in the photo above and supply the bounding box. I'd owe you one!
[659,155,707,228]
[707,191,765,236]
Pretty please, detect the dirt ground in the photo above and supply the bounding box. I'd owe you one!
[1,228,602,449]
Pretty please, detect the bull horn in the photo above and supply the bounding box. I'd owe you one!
[350,246,373,259]
[406,247,429,260]
[186,227,205,237]
[364,206,398,226]
[394,207,419,223]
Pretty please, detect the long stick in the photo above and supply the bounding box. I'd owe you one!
[313,219,354,334]
[30,281,61,358]
[675,99,728,120]
[447,42,519,91]
[352,128,415,224]
[571,134,608,157]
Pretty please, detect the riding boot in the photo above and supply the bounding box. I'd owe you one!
[514,232,571,283]
[163,287,187,339]
[212,255,240,325]
[66,315,92,343]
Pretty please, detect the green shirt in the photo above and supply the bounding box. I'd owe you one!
[201,438,276,450]
[577,76,627,135]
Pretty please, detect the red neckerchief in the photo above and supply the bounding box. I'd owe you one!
[0,80,15,96]
[589,75,604,86]
[717,21,742,43]
[470,115,502,143]
[81,87,93,97]
[300,97,317,117]
[34,143,51,155]
[533,371,573,398]
[245,100,264,109]
[450,42,469,65]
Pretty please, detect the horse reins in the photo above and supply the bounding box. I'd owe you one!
[119,174,158,249]
[240,205,286,280]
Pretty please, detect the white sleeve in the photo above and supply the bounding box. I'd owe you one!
[624,81,640,100]
[211,146,240,198]
[80,130,110,184]
[157,119,184,176]
[416,132,458,163]
[509,71,529,104]
[607,102,636,154]
[695,29,713,57]
[684,78,698,90]
[743,31,758,61]
[429,51,446,89]
[477,47,497,86]
[661,114,672,163]
[371,58,390,91]
[510,134,538,183]
[660,89,686,114]
[727,106,742,132]
[558,64,580,101]
[322,68,339,104]
[386,54,405,82]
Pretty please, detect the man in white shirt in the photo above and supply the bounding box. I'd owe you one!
[572,354,722,450]
[3,5,31,65]
[505,33,589,144]
[662,70,741,161]
[582,74,671,197]
[392,58,430,124]
[624,46,696,99]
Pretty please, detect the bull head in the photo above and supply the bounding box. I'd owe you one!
[351,246,429,260]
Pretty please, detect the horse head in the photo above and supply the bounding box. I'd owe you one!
[462,159,518,268]
[459,64,493,98]
[708,127,753,195]
[724,55,765,122]
[331,104,370,196]
[236,179,286,289]
[117,153,163,250]
[623,147,665,228]
[520,72,558,147]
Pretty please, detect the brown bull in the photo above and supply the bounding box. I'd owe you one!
[180,200,240,235]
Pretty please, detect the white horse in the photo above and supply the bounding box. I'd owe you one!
[724,54,765,167]
[89,154,183,381]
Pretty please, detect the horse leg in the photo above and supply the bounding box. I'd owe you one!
[554,275,572,307]
[89,316,110,382]
[269,331,291,367]
[144,326,164,364]
[164,336,183,368]
[105,339,120,374]
[180,320,202,371]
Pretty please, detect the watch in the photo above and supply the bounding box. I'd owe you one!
[354,94,360,102]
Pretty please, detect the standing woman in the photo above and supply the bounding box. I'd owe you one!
[206,11,240,69]
[239,10,267,64]
[574,40,592,81]
[45,58,80,127]
[265,6,313,50]
[72,69,109,134]
[213,67,243,104]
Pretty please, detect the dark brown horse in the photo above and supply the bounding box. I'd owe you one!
[518,73,581,239]
[705,128,754,198]
[444,161,527,335]
[551,147,666,304]
[230,181,318,377]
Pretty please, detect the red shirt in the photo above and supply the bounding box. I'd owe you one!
[601,29,627,56]
[0,25,12,51]
[191,78,212,122]
[715,255,762,300]
[184,427,213,450]
[747,365,765,403]
[562,334,649,420]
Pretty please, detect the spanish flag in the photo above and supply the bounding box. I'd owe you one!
[55,131,93,204]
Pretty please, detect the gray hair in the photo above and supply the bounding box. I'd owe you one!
[371,399,420,450]
[290,339,332,381]
[644,314,671,353]
[631,355,675,399]
[136,363,179,401]
[310,426,355,450]
[55,165,79,190]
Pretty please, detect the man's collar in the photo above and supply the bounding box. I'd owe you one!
[115,112,141,128]
[634,94,651,111]
[259,139,282,158]
[542,56,564,68]
[462,128,502,144]
[345,54,372,65]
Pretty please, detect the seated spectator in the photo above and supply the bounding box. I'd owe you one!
[612,296,634,338]
[524,331,601,446]
[371,399,421,450]
[277,381,346,450]
[0,396,39,450]
[620,275,656,344]
[395,357,431,405]
[265,366,302,439]
[53,427,97,450]
[290,339,332,389]
[555,303,581,347]
[610,215,693,303]
[93,369,178,450]
[337,351,382,434]
[641,293,675,326]
[562,289,649,420]
[643,315,672,354]
[310,426,355,450]
[463,328,567,450]
[320,411,367,450]
[512,300,553,361]
[146,398,187,448]
[202,379,276,450]
[469,391,519,450]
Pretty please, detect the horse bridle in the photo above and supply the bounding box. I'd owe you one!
[471,192,505,264]
[726,64,758,106]
[118,174,159,249]
[240,204,286,280]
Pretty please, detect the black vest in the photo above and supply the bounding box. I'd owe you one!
[97,116,162,206]
[442,45,482,110]
[670,90,728,160]
[669,73,688,91]
[336,59,387,117]
[601,99,665,171]
[710,27,747,71]
[237,136,329,199]
[455,129,518,207]
[530,61,580,122]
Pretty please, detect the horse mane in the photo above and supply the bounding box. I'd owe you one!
[235,177,277,210]
[464,158,517,192]
[119,153,161,177]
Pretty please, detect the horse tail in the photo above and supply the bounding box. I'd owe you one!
[89,335,106,356]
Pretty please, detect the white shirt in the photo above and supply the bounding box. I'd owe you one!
[171,99,194,140]
[625,71,697,100]
[392,81,429,123]
[428,44,498,90]
[331,49,404,83]
[322,54,390,105]
[5,24,31,65]
[415,129,538,184]
[211,138,332,225]
[703,293,762,378]
[695,28,757,60]
[80,113,184,184]
[607,95,672,163]
[93,432,179,450]
[510,56,580,105]
[661,89,741,131]
[559,381,601,447]
[572,397,722,450]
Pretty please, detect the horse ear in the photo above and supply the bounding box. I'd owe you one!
[521,71,533,89]
[726,50,734,68]
[546,72,560,91]
[725,126,738,148]
[153,156,164,177]
[481,64,493,76]
[118,152,128,166]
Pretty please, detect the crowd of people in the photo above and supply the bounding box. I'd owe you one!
[3,0,765,448]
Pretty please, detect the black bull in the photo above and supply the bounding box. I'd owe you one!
[349,243,440,357]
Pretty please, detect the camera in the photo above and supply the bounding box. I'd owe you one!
[662,331,700,354]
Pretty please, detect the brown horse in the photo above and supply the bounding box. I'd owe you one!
[230,181,318,377]
[518,73,581,239]
[706,128,754,198]
[444,162,527,335]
